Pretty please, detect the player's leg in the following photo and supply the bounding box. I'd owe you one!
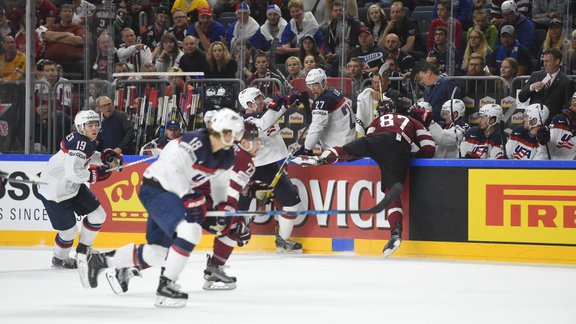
[37,193,79,269]
[272,172,303,253]
[73,185,105,256]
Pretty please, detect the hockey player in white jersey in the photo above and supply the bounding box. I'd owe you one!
[81,108,244,308]
[505,103,551,160]
[37,110,122,269]
[295,68,356,155]
[460,104,508,159]
[544,93,576,159]
[414,99,469,158]
[237,87,304,253]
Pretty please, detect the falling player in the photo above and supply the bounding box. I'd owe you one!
[36,110,122,269]
[81,108,244,308]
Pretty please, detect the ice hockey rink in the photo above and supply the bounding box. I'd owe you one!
[0,247,575,324]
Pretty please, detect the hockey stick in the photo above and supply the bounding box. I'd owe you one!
[538,103,552,160]
[208,182,403,217]
[0,172,47,185]
[106,155,158,172]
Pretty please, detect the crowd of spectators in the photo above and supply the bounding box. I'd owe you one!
[0,0,575,158]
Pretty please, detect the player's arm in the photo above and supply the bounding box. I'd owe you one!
[304,100,330,150]
[63,147,92,184]
[413,123,436,158]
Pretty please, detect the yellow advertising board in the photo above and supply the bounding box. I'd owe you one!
[469,169,576,245]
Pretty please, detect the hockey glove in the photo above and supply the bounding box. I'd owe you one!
[248,180,274,204]
[209,203,235,235]
[536,126,550,145]
[464,152,481,159]
[267,96,285,111]
[88,165,112,183]
[101,148,123,170]
[291,155,324,166]
[293,146,313,157]
[409,108,432,128]
[286,92,300,106]
[233,219,251,247]
[183,192,207,224]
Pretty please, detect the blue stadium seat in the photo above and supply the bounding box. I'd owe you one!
[413,5,434,12]
[411,10,433,38]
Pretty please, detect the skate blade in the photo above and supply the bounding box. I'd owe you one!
[154,296,187,308]
[275,247,303,254]
[383,240,402,258]
[77,255,91,289]
[105,269,125,294]
[202,280,237,290]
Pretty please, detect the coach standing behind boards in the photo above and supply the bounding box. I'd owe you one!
[518,48,574,121]
[96,96,135,155]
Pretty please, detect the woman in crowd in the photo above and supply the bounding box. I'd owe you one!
[285,56,305,82]
[298,34,326,71]
[462,30,492,71]
[498,57,518,95]
[303,55,317,76]
[538,19,570,71]
[205,41,238,78]
[365,4,387,45]
[155,33,184,73]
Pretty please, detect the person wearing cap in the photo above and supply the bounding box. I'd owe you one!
[537,19,571,71]
[324,1,361,67]
[188,5,225,52]
[498,0,535,52]
[487,24,532,76]
[225,2,260,52]
[140,119,182,155]
[140,6,170,59]
[518,48,575,120]
[347,26,388,75]
[531,0,565,27]
[490,0,530,26]
[278,0,323,56]
[250,4,288,51]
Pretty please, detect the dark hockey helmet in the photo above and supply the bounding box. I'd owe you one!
[377,99,397,116]
[242,122,259,141]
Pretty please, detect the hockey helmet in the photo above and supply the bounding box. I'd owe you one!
[305,68,327,89]
[414,101,433,111]
[441,99,466,121]
[203,109,217,125]
[74,110,100,135]
[210,108,245,147]
[501,0,517,14]
[242,121,259,141]
[479,104,503,128]
[377,99,397,116]
[238,87,263,110]
[524,104,549,128]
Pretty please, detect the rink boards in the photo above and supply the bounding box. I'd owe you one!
[1,155,576,264]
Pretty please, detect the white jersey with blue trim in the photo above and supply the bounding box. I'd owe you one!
[505,125,548,160]
[304,88,356,150]
[143,129,235,203]
[38,132,101,202]
[244,108,288,167]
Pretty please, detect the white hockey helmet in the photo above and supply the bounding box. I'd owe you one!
[414,101,433,111]
[501,0,517,14]
[238,87,263,110]
[524,103,549,128]
[305,68,327,88]
[74,110,100,135]
[441,99,466,121]
[210,108,245,147]
[479,104,503,128]
[203,109,217,125]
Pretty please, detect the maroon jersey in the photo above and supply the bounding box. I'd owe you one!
[366,113,436,158]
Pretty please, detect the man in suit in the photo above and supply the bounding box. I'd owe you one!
[518,48,575,121]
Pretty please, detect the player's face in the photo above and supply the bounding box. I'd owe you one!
[308,83,324,97]
[478,114,491,130]
[522,114,537,130]
[84,121,100,141]
[240,137,261,156]
[571,98,576,112]
[166,127,181,140]
[441,110,452,124]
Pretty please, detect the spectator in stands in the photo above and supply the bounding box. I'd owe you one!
[467,9,498,51]
[117,27,153,72]
[303,55,317,76]
[155,33,184,73]
[570,30,576,75]
[141,6,170,60]
[205,41,237,78]
[432,0,473,30]
[379,2,420,53]
[461,53,494,99]
[487,25,532,76]
[324,0,358,23]
[226,2,260,52]
[44,4,85,79]
[111,62,131,89]
[346,57,367,107]
[84,81,104,111]
[499,0,535,52]
[428,26,463,74]
[498,57,518,94]
[14,13,43,58]
[246,53,282,98]
[324,1,361,69]
[427,0,463,52]
[490,0,530,26]
[171,0,208,16]
[298,34,327,71]
[418,61,461,122]
[531,0,565,28]
[91,32,119,81]
[467,53,490,76]
[96,95,135,155]
[188,5,226,52]
[0,8,16,39]
[383,33,413,73]
[285,56,305,82]
[71,0,95,25]
[140,119,182,155]
[168,8,191,47]
[538,19,571,72]
[462,30,492,71]
[177,36,208,74]
[91,0,129,47]
[251,4,287,51]
[3,0,23,31]
[278,0,323,56]
[36,0,57,27]
[518,48,575,120]
[365,4,388,45]
[0,35,25,81]
[126,0,160,32]
[383,57,405,94]
[234,41,256,79]
[348,27,387,75]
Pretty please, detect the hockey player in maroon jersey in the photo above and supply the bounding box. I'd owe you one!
[295,99,435,257]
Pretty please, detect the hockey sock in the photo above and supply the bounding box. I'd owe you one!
[211,236,235,266]
[386,196,404,231]
[78,209,104,248]
[54,233,74,260]
[106,244,138,269]
[163,222,201,281]
[278,215,296,241]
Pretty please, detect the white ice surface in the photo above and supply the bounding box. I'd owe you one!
[0,247,575,324]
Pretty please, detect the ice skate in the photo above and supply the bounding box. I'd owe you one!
[155,276,188,308]
[51,256,77,269]
[383,223,402,258]
[203,255,237,290]
[106,267,142,294]
[275,232,302,254]
[78,250,108,288]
